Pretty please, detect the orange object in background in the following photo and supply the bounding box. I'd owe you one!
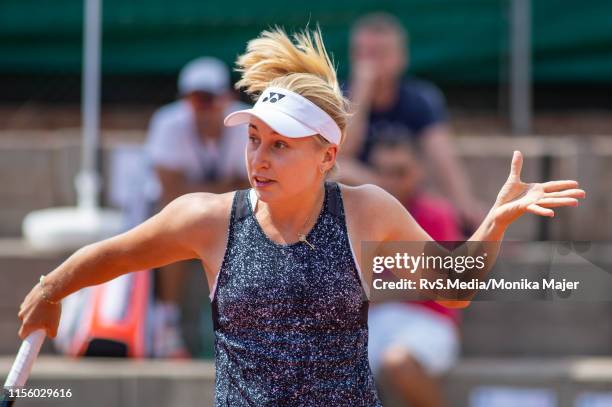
[58,270,153,358]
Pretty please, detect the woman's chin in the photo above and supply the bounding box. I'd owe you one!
[252,182,278,199]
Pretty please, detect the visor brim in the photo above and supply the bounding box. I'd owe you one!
[224,107,317,138]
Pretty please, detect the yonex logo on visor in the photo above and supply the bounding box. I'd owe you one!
[261,92,286,103]
[223,86,342,145]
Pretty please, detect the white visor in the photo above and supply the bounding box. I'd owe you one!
[224,86,341,145]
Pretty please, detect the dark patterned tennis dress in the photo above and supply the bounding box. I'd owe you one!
[210,181,382,406]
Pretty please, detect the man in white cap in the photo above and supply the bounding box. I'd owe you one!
[144,57,249,358]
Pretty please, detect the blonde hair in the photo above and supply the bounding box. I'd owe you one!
[234,26,350,149]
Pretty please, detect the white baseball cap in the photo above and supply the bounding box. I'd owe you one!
[178,57,230,96]
[223,86,341,145]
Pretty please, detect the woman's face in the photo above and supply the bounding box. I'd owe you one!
[245,117,335,202]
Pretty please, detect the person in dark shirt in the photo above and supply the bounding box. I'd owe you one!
[338,12,485,230]
[361,79,448,162]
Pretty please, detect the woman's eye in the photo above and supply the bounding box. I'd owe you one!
[274,141,287,149]
[248,135,259,144]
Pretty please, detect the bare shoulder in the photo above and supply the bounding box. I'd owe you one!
[165,191,234,231]
[337,182,431,243]
[171,191,234,217]
[338,183,403,217]
[337,183,402,242]
[157,191,235,252]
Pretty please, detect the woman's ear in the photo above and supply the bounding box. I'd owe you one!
[321,145,338,172]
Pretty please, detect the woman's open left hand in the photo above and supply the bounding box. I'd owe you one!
[492,151,586,227]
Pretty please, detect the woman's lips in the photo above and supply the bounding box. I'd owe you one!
[253,176,275,187]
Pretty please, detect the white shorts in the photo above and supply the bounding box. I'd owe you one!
[368,302,460,376]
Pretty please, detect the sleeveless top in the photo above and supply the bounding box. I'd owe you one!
[210,181,382,406]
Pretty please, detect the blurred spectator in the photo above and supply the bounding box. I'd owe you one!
[143,57,249,358]
[367,137,462,407]
[338,12,485,230]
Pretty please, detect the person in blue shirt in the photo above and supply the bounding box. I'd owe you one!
[339,12,486,231]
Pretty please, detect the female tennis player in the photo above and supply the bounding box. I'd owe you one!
[17,27,584,405]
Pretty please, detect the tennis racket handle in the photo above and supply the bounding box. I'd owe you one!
[3,330,45,388]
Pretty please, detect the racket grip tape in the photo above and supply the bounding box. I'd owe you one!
[1,330,46,406]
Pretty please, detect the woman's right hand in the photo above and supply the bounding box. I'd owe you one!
[17,283,61,340]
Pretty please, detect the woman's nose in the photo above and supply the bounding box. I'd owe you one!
[250,146,270,170]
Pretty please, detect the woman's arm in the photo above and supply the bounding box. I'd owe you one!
[349,151,585,306]
[17,192,232,339]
